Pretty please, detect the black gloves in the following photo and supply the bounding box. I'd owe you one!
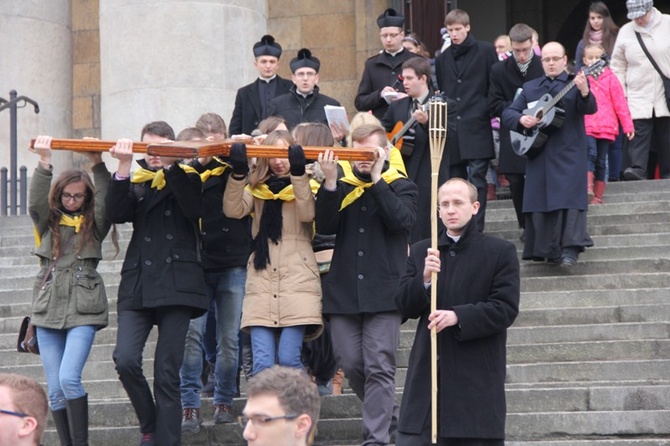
[288,144,306,176]
[229,143,249,176]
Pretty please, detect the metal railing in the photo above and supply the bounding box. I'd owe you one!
[0,90,40,216]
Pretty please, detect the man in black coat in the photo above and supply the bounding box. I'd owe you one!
[267,48,340,130]
[488,23,545,235]
[106,121,208,446]
[382,56,456,244]
[502,42,596,267]
[228,35,293,136]
[355,8,414,120]
[435,9,498,232]
[316,124,418,446]
[395,178,520,446]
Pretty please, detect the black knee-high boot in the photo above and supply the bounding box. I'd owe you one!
[51,409,73,446]
[66,394,89,446]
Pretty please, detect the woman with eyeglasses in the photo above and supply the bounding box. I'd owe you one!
[27,136,118,445]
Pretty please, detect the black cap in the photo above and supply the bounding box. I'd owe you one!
[290,48,320,73]
[253,35,282,58]
[377,8,404,28]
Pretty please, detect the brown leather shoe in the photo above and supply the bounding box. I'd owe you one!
[213,404,235,424]
[182,408,202,434]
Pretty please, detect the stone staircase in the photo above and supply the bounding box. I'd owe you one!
[1,179,669,445]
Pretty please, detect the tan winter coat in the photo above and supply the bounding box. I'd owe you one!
[611,8,670,119]
[223,174,323,340]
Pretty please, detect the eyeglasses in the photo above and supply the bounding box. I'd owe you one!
[294,71,316,78]
[380,32,401,40]
[237,414,298,428]
[541,56,564,63]
[0,408,29,418]
[61,193,86,202]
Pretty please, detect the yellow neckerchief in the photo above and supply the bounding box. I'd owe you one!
[247,179,320,201]
[33,214,83,248]
[199,157,230,183]
[131,164,198,190]
[339,167,405,211]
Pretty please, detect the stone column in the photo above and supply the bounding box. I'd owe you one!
[100,0,267,141]
[0,1,73,174]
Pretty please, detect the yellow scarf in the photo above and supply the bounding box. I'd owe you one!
[339,168,405,211]
[33,214,83,248]
[131,164,198,190]
[247,179,320,201]
[199,158,230,183]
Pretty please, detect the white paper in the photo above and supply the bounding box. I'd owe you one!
[324,105,349,131]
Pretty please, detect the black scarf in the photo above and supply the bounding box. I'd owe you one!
[252,175,291,270]
[449,33,475,61]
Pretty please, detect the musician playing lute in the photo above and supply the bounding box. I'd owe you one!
[502,42,597,267]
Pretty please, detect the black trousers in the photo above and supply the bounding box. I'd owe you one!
[396,430,504,446]
[114,306,192,446]
[506,173,525,229]
[628,116,670,178]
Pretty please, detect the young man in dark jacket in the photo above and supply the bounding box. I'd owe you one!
[106,121,208,446]
[316,124,418,446]
[395,178,520,445]
[267,48,340,129]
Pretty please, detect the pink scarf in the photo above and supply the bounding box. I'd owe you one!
[589,29,603,44]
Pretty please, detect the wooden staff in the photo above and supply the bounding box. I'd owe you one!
[428,95,447,444]
[30,138,378,161]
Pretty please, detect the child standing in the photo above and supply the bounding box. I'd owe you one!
[583,43,635,204]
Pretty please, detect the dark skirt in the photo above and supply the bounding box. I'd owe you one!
[522,209,594,261]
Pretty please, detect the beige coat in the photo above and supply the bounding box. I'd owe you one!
[223,174,323,340]
[611,8,670,119]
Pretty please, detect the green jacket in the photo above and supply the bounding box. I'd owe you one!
[28,163,112,330]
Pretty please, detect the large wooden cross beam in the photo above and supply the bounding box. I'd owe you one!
[29,138,378,161]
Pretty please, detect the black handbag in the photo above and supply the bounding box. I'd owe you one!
[635,32,670,108]
[17,316,40,354]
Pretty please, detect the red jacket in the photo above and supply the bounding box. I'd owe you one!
[584,67,634,141]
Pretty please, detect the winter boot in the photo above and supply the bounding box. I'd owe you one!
[51,409,73,446]
[592,180,606,204]
[587,171,595,202]
[66,394,89,446]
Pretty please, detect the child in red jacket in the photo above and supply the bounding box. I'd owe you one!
[583,43,635,203]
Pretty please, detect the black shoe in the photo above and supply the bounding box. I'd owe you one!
[560,247,579,268]
[623,167,645,181]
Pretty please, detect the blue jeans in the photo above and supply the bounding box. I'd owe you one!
[587,136,609,181]
[36,325,96,410]
[250,325,306,375]
[180,267,245,408]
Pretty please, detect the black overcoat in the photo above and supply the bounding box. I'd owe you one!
[435,35,497,163]
[488,55,544,174]
[106,161,208,317]
[191,159,251,271]
[315,171,418,314]
[268,85,340,130]
[355,49,415,120]
[381,95,457,243]
[501,72,597,212]
[228,76,293,136]
[395,221,520,439]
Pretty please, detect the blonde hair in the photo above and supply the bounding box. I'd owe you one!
[249,130,296,187]
[0,373,48,444]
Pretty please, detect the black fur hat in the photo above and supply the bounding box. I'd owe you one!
[253,35,283,58]
[377,8,404,28]
[289,48,320,73]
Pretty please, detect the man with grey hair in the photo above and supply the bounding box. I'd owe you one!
[240,366,321,446]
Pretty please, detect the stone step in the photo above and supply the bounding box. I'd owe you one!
[507,441,670,446]
[521,273,669,293]
[493,222,670,241]
[519,258,670,278]
[506,359,670,385]
[39,409,670,446]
